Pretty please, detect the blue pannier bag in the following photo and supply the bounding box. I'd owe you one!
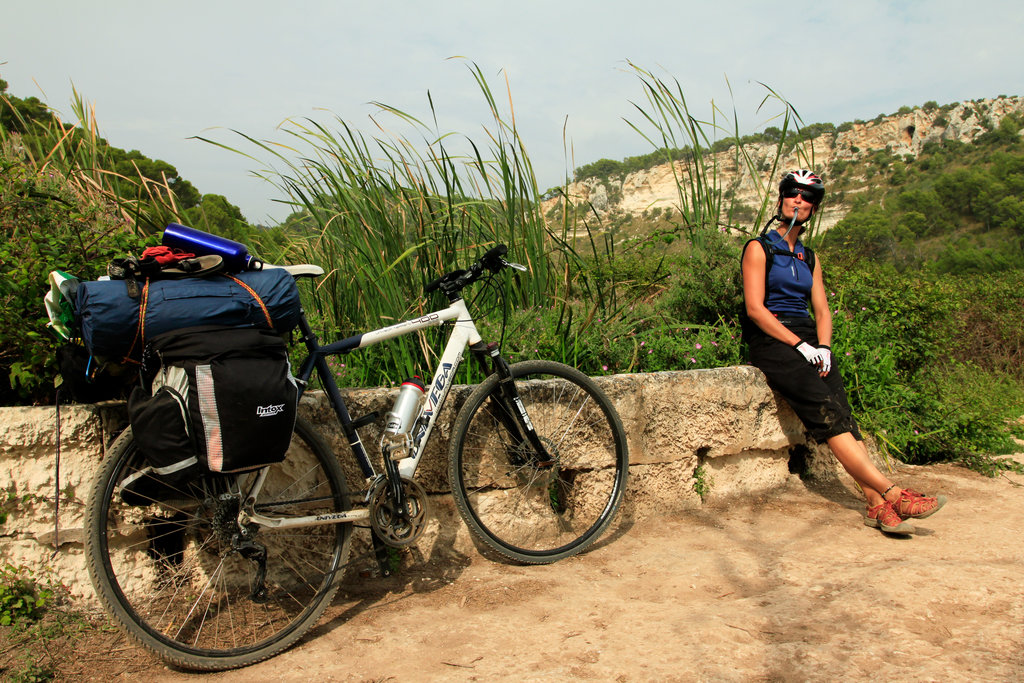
[75,269,302,360]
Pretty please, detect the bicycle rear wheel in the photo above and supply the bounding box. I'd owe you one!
[84,417,351,671]
[449,360,628,563]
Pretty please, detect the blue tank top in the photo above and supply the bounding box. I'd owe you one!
[763,233,813,317]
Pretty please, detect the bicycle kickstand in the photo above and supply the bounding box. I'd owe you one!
[370,530,395,578]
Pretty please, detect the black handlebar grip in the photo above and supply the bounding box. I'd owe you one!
[424,245,508,296]
[484,244,508,260]
[481,244,508,271]
[424,275,444,294]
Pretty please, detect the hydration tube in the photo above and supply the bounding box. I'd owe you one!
[779,206,799,241]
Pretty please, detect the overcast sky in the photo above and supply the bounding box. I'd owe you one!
[3,1,1022,224]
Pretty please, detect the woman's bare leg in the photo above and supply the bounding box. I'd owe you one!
[825,432,895,506]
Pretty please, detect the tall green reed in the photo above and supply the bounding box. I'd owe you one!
[621,62,823,244]
[202,62,618,385]
[194,62,829,387]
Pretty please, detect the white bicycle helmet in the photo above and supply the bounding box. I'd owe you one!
[779,169,825,205]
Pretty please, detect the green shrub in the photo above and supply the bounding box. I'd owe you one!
[823,263,1024,471]
[821,205,902,259]
[625,321,742,373]
[654,230,743,325]
[692,464,714,500]
[0,565,53,627]
[0,148,152,404]
[933,241,1016,274]
[947,271,1024,378]
[0,563,84,682]
[902,363,1024,474]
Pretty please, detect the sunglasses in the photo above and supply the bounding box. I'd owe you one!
[783,188,817,203]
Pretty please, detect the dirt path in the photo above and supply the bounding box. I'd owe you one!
[76,460,1024,682]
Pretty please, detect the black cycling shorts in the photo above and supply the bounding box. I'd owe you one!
[744,317,862,443]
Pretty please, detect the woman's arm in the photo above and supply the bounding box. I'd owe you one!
[741,241,803,346]
[809,257,832,347]
[808,257,833,376]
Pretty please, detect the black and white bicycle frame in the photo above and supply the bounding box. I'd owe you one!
[241,286,539,531]
[314,295,483,480]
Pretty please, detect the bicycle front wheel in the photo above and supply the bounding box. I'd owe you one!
[449,360,628,563]
[84,417,351,671]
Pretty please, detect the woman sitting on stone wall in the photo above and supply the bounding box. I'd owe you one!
[740,169,946,535]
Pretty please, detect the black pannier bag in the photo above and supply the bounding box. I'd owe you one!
[119,326,300,505]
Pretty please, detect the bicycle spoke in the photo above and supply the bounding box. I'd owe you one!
[450,360,628,563]
[86,419,351,670]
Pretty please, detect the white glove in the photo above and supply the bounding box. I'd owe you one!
[795,342,828,371]
[817,345,832,374]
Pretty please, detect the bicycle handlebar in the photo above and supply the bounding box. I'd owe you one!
[424,244,522,297]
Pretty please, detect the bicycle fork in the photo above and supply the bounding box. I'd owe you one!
[471,341,555,468]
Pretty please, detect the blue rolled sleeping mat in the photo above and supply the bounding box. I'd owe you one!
[75,268,302,360]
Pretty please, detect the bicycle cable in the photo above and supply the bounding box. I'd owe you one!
[468,271,512,351]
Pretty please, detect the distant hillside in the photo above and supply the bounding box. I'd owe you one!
[547,95,1024,236]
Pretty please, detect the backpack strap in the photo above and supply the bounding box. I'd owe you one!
[743,236,816,308]
[223,275,274,330]
[749,237,775,308]
[758,235,815,272]
[116,278,151,367]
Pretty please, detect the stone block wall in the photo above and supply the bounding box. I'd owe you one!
[0,366,850,602]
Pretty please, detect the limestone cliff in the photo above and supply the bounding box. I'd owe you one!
[548,96,1024,234]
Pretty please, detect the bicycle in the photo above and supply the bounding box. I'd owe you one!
[84,244,629,671]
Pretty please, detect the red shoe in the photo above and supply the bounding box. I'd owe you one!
[864,500,915,535]
[892,488,946,520]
